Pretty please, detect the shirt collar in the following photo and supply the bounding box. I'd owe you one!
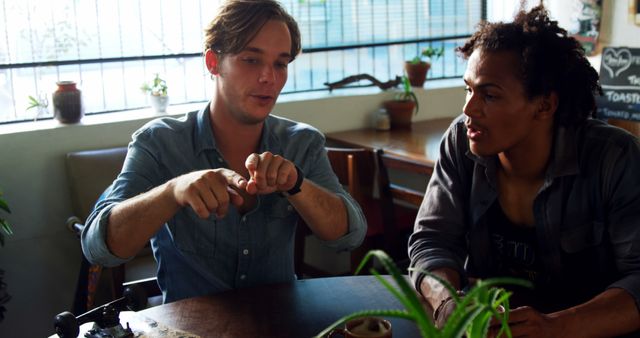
[464,122,580,179]
[194,103,216,155]
[193,103,282,156]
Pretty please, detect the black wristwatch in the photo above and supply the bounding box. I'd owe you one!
[281,165,304,197]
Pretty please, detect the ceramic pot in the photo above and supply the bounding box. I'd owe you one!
[404,61,431,87]
[384,100,416,129]
[53,81,83,124]
[149,95,169,113]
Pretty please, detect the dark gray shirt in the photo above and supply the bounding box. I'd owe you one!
[82,104,366,303]
[409,115,640,311]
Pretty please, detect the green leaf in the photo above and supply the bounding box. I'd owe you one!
[0,198,10,214]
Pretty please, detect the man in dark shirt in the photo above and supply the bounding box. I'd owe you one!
[409,5,640,337]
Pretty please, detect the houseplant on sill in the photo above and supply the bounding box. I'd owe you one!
[383,76,419,129]
[405,46,444,87]
[141,73,169,113]
[0,189,13,323]
[315,250,532,338]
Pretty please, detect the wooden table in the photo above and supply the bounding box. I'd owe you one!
[140,275,422,338]
[326,118,454,169]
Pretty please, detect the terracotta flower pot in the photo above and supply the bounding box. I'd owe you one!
[404,61,431,87]
[384,100,416,129]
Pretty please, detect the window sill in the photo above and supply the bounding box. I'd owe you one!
[0,78,462,136]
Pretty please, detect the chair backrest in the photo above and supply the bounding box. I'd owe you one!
[325,147,376,205]
[66,147,128,221]
[377,151,432,209]
[376,149,432,258]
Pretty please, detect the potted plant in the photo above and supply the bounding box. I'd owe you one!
[383,76,419,129]
[26,94,49,121]
[315,250,532,338]
[0,189,13,322]
[405,46,444,87]
[141,73,169,113]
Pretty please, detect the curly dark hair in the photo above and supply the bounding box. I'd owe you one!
[457,5,602,127]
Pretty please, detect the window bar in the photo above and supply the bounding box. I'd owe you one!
[198,0,207,98]
[26,1,40,98]
[452,0,458,76]
[138,0,148,105]
[340,0,345,80]
[355,0,360,76]
[72,0,83,86]
[371,0,375,78]
[117,0,128,108]
[324,0,329,88]
[306,1,313,90]
[286,0,296,92]
[179,0,187,101]
[95,1,107,110]
[159,0,167,75]
[1,0,17,119]
[49,5,60,80]
[385,0,391,80]
[401,0,405,61]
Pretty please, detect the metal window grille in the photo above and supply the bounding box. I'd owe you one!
[0,0,485,124]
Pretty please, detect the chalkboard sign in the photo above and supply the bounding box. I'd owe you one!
[596,47,640,121]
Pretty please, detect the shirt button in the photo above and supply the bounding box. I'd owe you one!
[287,205,293,212]
[241,216,247,222]
[240,274,246,280]
[243,249,249,255]
[217,157,223,162]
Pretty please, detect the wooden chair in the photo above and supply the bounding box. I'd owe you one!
[66,147,159,314]
[376,149,432,259]
[294,147,417,277]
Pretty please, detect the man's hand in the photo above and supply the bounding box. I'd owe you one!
[245,152,298,195]
[488,306,559,338]
[171,169,246,218]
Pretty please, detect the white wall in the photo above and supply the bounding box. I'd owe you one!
[1,1,637,336]
[0,84,464,338]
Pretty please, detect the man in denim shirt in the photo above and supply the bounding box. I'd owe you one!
[82,0,366,303]
[409,5,640,337]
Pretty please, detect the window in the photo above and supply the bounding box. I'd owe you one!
[0,0,486,124]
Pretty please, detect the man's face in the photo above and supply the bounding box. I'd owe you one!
[214,20,292,124]
[462,48,543,157]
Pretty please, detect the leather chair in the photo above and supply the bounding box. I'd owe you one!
[294,147,417,278]
[65,147,159,314]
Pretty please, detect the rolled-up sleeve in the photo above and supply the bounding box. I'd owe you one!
[81,128,163,267]
[299,133,367,252]
[408,120,471,293]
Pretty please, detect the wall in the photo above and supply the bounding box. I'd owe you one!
[0,84,464,337]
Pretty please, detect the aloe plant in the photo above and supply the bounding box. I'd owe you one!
[315,250,532,338]
[394,75,420,115]
[0,190,12,247]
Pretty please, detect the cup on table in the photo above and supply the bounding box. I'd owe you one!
[328,317,392,338]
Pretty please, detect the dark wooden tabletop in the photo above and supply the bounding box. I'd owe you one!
[326,117,454,168]
[140,275,423,338]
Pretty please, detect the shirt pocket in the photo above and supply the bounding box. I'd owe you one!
[262,197,297,242]
[171,209,217,258]
[560,221,605,254]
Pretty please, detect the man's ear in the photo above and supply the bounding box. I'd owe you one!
[536,91,558,120]
[205,49,220,76]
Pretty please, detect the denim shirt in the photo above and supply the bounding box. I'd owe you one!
[409,115,640,311]
[81,104,366,303]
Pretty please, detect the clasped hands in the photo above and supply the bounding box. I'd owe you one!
[171,152,299,219]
